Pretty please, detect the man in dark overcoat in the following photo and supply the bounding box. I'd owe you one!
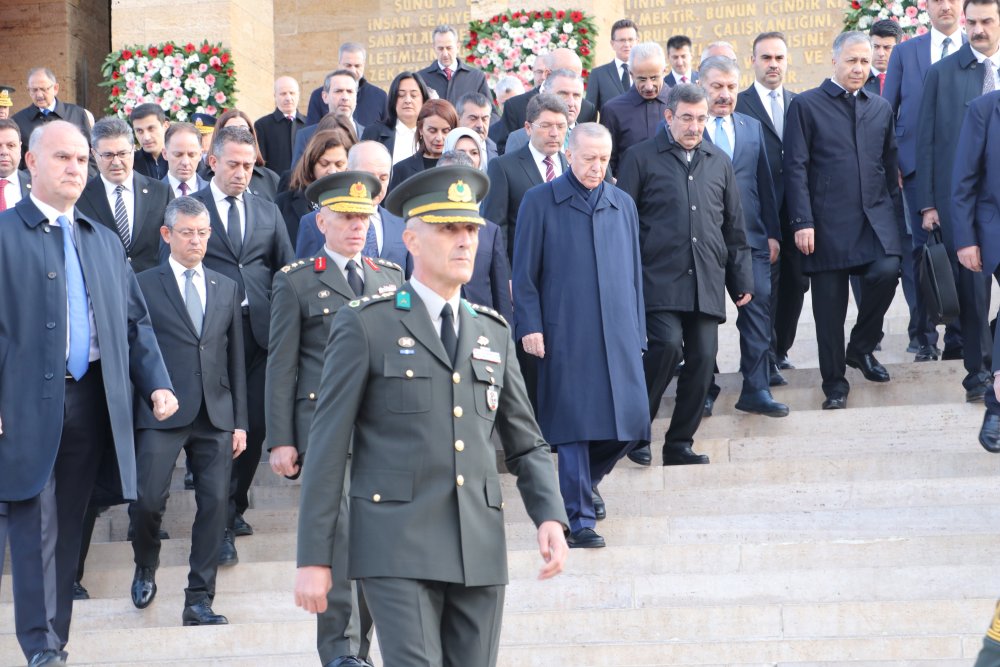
[783,32,902,410]
[617,84,753,467]
[513,123,648,548]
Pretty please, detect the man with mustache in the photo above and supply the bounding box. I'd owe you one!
[783,32,902,411]
[617,83,753,467]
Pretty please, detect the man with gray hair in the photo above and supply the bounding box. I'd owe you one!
[129,194,247,626]
[783,31,902,410]
[418,24,495,119]
[456,92,499,161]
[617,84,753,467]
[12,67,94,174]
[76,116,174,273]
[504,69,585,154]
[306,43,388,127]
[600,41,672,173]
[700,41,738,65]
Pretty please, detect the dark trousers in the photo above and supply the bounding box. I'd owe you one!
[810,251,900,398]
[557,440,634,533]
[772,222,809,361]
[955,265,994,389]
[976,636,1000,667]
[4,364,111,659]
[132,404,231,606]
[738,249,775,392]
[361,577,504,667]
[229,310,267,525]
[644,310,719,450]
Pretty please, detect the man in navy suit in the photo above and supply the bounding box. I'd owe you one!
[784,32,902,410]
[600,41,672,174]
[917,0,1000,402]
[585,18,639,116]
[163,122,210,199]
[305,43,387,129]
[884,0,966,360]
[736,32,803,377]
[953,91,1000,449]
[292,70,364,170]
[0,120,177,667]
[0,118,31,210]
[700,57,787,418]
[665,35,699,86]
[295,141,412,278]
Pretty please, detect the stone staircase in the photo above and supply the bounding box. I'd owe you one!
[3,287,999,666]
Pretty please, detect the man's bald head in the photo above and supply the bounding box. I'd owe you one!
[273,76,300,116]
[548,48,584,76]
[26,120,90,210]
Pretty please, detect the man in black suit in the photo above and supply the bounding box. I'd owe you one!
[418,25,495,119]
[585,18,639,116]
[291,70,362,169]
[163,122,210,198]
[254,76,306,176]
[784,31,902,410]
[0,118,31,210]
[600,41,672,174]
[305,43,388,128]
[866,20,903,95]
[130,196,248,625]
[12,67,95,176]
[665,35,699,86]
[190,126,295,563]
[736,32,802,374]
[76,117,173,274]
[130,103,170,180]
[0,120,177,667]
[917,0,1000,401]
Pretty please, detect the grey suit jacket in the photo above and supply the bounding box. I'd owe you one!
[297,285,567,585]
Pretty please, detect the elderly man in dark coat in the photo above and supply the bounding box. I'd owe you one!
[617,84,753,468]
[513,123,648,549]
[784,31,902,410]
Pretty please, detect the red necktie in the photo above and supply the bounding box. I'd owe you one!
[543,156,555,182]
[0,179,7,212]
[444,67,453,81]
[681,75,688,84]
[878,72,886,94]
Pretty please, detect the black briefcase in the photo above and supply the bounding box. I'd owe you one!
[919,227,959,325]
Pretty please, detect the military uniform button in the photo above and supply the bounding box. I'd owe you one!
[47,272,57,279]
[456,475,464,486]
[453,406,463,417]
[309,392,316,400]
[373,494,381,502]
[405,369,414,378]
[501,501,505,509]
[323,308,330,314]
[455,440,465,452]
[452,372,461,384]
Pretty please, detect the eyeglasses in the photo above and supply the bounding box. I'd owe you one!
[531,122,568,132]
[28,85,54,94]
[97,150,132,162]
[173,228,212,239]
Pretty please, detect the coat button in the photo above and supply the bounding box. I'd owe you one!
[691,205,697,211]
[373,493,381,502]
[452,372,461,384]
[47,272,57,279]
[405,369,414,378]
[44,372,53,380]
[453,406,463,418]
[46,322,55,329]
[688,175,694,181]
[687,269,693,275]
[456,475,464,486]
[238,263,243,269]
[692,237,697,242]
[455,439,465,452]
[309,392,316,400]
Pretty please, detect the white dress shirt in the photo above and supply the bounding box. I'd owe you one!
[393,121,417,165]
[528,142,563,182]
[753,80,784,126]
[410,276,460,338]
[210,180,245,243]
[931,27,964,65]
[0,174,23,209]
[167,173,200,199]
[102,174,135,237]
[169,256,207,314]
[323,246,365,286]
[34,194,100,362]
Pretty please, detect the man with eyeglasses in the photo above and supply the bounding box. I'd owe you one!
[76,117,174,274]
[600,41,673,174]
[13,67,96,176]
[586,19,640,116]
[617,83,753,467]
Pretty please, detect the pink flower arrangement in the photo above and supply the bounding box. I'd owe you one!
[843,0,932,36]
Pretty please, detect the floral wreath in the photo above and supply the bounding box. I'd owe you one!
[843,0,932,36]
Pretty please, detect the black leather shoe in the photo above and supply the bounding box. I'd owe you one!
[914,345,939,362]
[325,656,373,667]
[980,414,1000,453]
[942,346,963,361]
[906,339,920,354]
[777,356,795,370]
[662,445,710,466]
[703,395,715,418]
[182,600,229,626]
[845,350,890,382]
[183,470,195,490]
[592,486,606,521]
[769,365,788,386]
[73,580,90,600]
[218,530,238,567]
[232,513,254,537]
[566,527,606,548]
[28,649,67,667]
[131,565,157,609]
[967,382,989,403]
[734,390,789,417]
[626,442,652,466]
[822,395,848,410]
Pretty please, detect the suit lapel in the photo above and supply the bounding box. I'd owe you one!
[318,261,355,301]
[131,174,149,242]
[158,265,200,338]
[917,35,931,78]
[83,179,115,230]
[200,190,239,259]
[18,171,32,197]
[732,114,748,163]
[401,287,452,369]
[241,193,257,258]
[201,272,220,337]
[518,149,543,187]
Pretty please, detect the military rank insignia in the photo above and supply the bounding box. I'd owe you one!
[314,257,327,272]
[377,284,397,296]
[363,256,380,272]
[395,291,411,310]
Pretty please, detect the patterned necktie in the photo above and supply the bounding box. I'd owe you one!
[439,303,458,366]
[444,67,453,81]
[680,75,688,84]
[0,179,7,212]
[941,36,952,61]
[985,61,997,95]
[113,184,131,248]
[346,259,364,297]
[60,216,90,380]
[620,63,630,90]
[363,217,379,258]
[769,90,784,139]
[878,72,886,95]
[179,181,189,196]
[225,195,243,256]
[714,117,733,158]
[543,155,555,182]
[184,268,203,335]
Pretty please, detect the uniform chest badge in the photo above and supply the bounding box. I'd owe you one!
[477,335,489,346]
[318,290,331,299]
[398,337,415,348]
[378,284,397,296]
[486,385,500,411]
[472,347,502,364]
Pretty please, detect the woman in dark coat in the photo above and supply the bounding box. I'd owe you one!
[216,108,282,201]
[360,71,430,165]
[386,98,457,193]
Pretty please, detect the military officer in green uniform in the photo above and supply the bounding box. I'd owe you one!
[266,171,402,667]
[294,165,569,666]
[975,602,1000,667]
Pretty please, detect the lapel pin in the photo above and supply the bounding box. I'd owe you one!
[318,290,331,298]
[477,336,489,346]
[398,337,415,348]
